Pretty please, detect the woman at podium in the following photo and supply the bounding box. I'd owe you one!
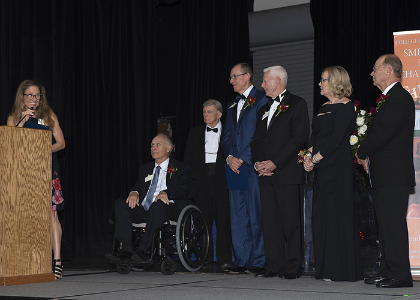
[7,80,66,280]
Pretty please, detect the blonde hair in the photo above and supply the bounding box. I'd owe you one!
[322,66,352,99]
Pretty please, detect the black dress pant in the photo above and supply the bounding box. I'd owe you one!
[114,198,181,250]
[194,167,231,264]
[259,182,303,275]
[373,186,412,281]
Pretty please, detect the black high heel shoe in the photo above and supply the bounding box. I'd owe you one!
[53,259,63,280]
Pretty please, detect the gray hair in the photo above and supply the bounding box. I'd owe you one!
[381,54,403,79]
[203,99,223,113]
[156,133,173,153]
[263,66,288,87]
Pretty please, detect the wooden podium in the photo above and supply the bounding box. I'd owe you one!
[0,126,55,285]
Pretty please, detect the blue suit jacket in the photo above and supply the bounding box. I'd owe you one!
[221,86,268,165]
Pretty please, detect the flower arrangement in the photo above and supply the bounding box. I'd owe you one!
[298,149,310,164]
[275,103,289,117]
[243,96,257,110]
[167,165,178,179]
[350,100,374,160]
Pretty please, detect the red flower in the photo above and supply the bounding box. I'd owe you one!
[52,178,61,191]
[354,100,360,107]
[275,103,290,117]
[376,93,388,110]
[52,190,64,205]
[243,96,257,110]
[369,107,375,114]
[167,165,178,179]
[354,158,358,164]
[351,130,357,136]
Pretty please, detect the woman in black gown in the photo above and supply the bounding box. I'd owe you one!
[7,80,66,280]
[303,66,363,281]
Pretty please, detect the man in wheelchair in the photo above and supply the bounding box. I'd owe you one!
[106,133,190,264]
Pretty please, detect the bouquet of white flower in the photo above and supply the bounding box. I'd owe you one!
[350,100,374,159]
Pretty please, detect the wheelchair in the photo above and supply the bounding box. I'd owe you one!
[114,205,209,275]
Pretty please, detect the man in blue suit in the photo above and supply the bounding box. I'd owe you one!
[221,62,268,273]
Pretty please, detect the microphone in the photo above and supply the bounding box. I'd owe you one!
[16,107,34,127]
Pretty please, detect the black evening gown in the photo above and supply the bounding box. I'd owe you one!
[26,117,64,211]
[309,101,363,281]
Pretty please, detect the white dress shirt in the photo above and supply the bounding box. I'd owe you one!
[140,157,173,207]
[267,90,287,129]
[237,85,254,122]
[205,121,222,163]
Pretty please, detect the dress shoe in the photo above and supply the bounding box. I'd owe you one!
[200,262,214,272]
[226,265,247,274]
[246,267,264,275]
[105,250,132,262]
[364,276,390,285]
[255,269,279,278]
[131,252,151,264]
[282,272,298,279]
[220,262,235,272]
[376,279,413,288]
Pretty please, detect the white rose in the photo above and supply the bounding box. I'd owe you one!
[358,124,367,135]
[356,117,365,126]
[360,110,366,116]
[350,135,358,145]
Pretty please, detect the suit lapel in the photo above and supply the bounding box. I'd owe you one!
[232,105,238,128]
[200,126,206,165]
[238,87,256,124]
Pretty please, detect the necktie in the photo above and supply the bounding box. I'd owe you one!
[269,96,280,106]
[207,127,218,133]
[143,166,161,211]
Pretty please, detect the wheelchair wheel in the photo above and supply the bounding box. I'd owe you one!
[116,262,133,274]
[161,258,176,275]
[176,205,209,272]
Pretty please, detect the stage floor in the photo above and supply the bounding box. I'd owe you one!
[0,259,419,300]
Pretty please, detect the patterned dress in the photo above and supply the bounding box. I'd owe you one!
[26,117,64,211]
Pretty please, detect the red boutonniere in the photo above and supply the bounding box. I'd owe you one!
[167,165,178,179]
[243,96,256,110]
[275,103,289,117]
[376,94,388,110]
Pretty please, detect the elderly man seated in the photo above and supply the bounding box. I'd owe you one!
[106,133,190,263]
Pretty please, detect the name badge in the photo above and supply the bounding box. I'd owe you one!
[145,174,153,182]
[229,102,237,109]
[262,111,269,120]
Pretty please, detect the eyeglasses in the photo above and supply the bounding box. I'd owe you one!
[319,78,328,84]
[372,65,383,72]
[24,93,43,100]
[229,73,247,81]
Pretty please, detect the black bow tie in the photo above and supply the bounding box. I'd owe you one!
[269,96,280,106]
[207,127,218,133]
[236,94,246,101]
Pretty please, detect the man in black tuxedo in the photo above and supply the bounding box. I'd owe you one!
[357,54,415,288]
[106,134,190,262]
[184,99,232,269]
[251,66,309,279]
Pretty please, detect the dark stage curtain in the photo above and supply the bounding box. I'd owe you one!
[310,0,420,114]
[0,0,251,258]
[171,0,251,159]
[0,0,157,258]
